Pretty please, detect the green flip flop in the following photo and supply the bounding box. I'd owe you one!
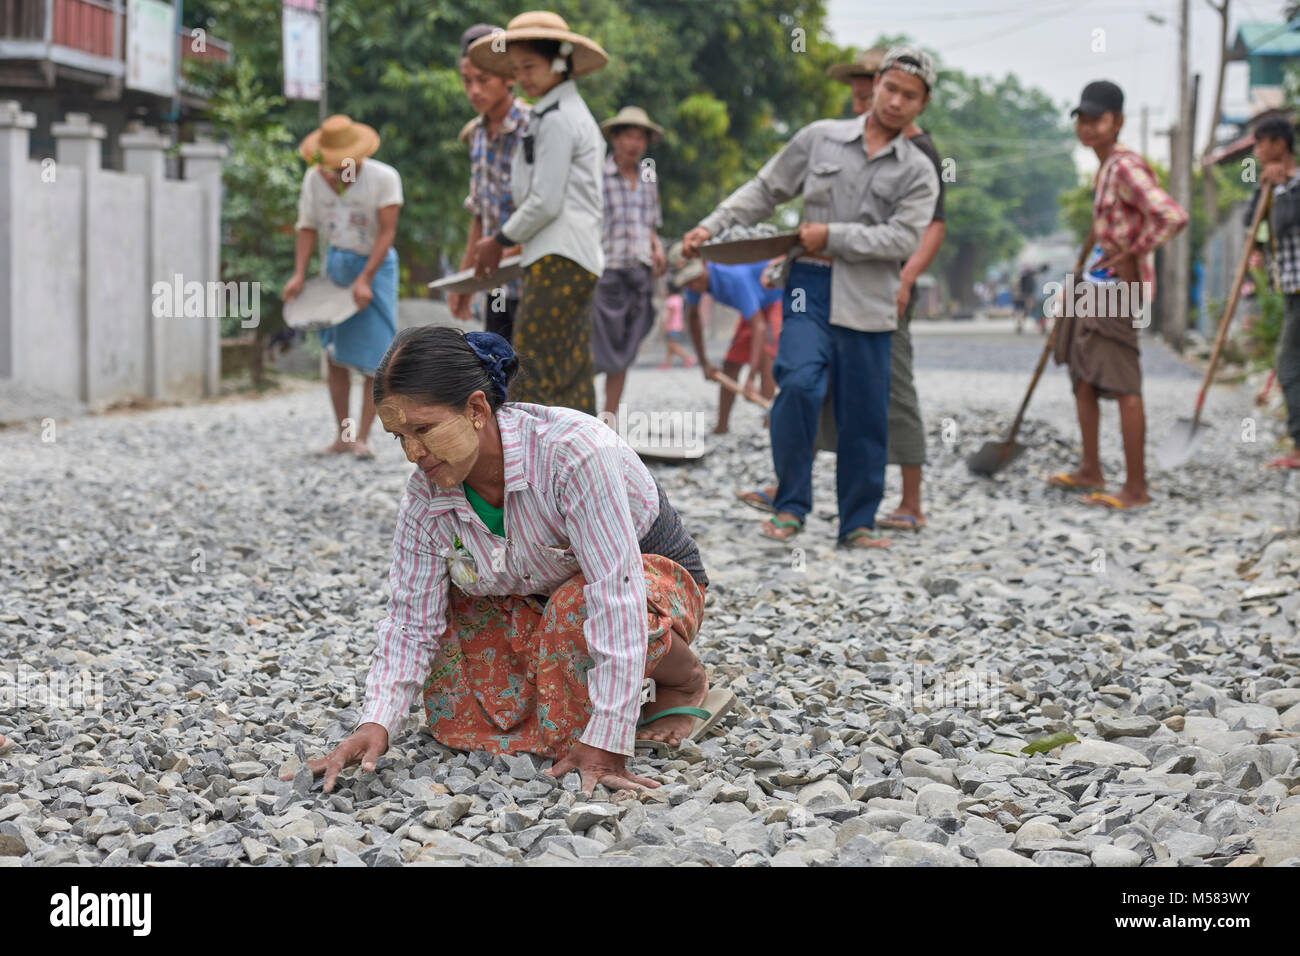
[760,516,802,541]
[635,687,737,753]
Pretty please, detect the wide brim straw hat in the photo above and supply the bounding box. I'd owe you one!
[467,11,608,79]
[299,114,380,166]
[827,46,886,84]
[600,105,664,143]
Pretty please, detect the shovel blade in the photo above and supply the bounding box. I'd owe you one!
[967,439,1026,476]
[1155,417,1210,470]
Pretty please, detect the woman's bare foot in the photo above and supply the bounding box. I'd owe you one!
[712,423,729,435]
[637,657,709,747]
[350,441,374,459]
[319,439,350,455]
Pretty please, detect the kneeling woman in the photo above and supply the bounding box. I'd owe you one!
[297,327,729,793]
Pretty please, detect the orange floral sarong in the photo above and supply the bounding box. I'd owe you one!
[421,554,705,757]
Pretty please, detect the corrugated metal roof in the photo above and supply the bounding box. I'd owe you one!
[1234,22,1300,56]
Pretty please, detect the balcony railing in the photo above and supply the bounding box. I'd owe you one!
[1,0,228,81]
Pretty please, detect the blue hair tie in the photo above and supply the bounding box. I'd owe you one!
[465,331,514,403]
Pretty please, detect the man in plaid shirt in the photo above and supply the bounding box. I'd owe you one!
[1050,80,1187,511]
[590,107,668,417]
[449,23,531,341]
[1246,116,1300,469]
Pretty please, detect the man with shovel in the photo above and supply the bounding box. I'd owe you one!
[1049,80,1187,510]
[1244,117,1300,470]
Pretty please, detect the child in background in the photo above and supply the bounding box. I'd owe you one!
[658,292,696,369]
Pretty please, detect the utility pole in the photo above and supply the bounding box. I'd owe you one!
[1166,0,1193,351]
[319,0,329,124]
[1141,105,1149,158]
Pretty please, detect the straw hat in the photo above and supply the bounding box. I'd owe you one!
[298,114,380,166]
[666,239,706,288]
[467,11,608,79]
[600,106,663,143]
[827,47,886,83]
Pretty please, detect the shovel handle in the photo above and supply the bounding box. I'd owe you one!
[711,370,773,410]
[1192,188,1272,430]
[1004,241,1093,443]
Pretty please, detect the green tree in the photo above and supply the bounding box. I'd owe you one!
[193,0,849,287]
[194,56,302,384]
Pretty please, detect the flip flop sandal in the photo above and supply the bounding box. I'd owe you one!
[1046,472,1105,493]
[1080,492,1148,511]
[1265,457,1300,470]
[840,528,891,549]
[635,687,737,753]
[736,488,777,513]
[760,516,803,540]
[877,513,926,531]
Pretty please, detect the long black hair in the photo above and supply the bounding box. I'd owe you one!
[373,326,520,412]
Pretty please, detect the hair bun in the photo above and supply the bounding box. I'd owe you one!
[465,331,517,403]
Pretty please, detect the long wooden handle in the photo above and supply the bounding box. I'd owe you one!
[1004,241,1093,443]
[712,371,773,410]
[1192,188,1272,428]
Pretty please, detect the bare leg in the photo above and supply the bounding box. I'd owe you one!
[604,370,627,418]
[1113,393,1150,505]
[892,465,925,520]
[715,360,742,433]
[322,360,351,454]
[1068,380,1105,486]
[759,351,777,400]
[351,375,376,457]
[637,633,709,746]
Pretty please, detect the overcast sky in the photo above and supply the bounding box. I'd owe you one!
[826,0,1293,173]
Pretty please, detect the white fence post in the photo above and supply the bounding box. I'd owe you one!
[120,122,169,399]
[52,112,106,403]
[0,101,36,382]
[181,136,229,397]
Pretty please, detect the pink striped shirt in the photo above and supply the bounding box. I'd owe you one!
[357,403,661,756]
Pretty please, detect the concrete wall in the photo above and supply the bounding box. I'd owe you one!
[0,103,227,410]
[15,160,82,399]
[155,179,207,400]
[86,168,147,401]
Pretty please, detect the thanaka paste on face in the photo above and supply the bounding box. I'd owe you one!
[380,399,480,487]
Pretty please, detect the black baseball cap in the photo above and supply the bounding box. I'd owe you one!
[460,23,500,58]
[1071,80,1124,118]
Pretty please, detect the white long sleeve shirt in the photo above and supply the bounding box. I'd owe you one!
[502,80,606,278]
[357,403,662,755]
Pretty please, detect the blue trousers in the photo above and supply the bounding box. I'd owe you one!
[770,262,891,540]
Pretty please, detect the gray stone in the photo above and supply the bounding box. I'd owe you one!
[1059,740,1151,768]
[796,778,850,808]
[978,848,1041,867]
[915,783,962,817]
[1091,845,1142,867]
[1096,716,1160,740]
[1032,850,1092,866]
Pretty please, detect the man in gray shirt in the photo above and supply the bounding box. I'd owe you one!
[682,45,940,549]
